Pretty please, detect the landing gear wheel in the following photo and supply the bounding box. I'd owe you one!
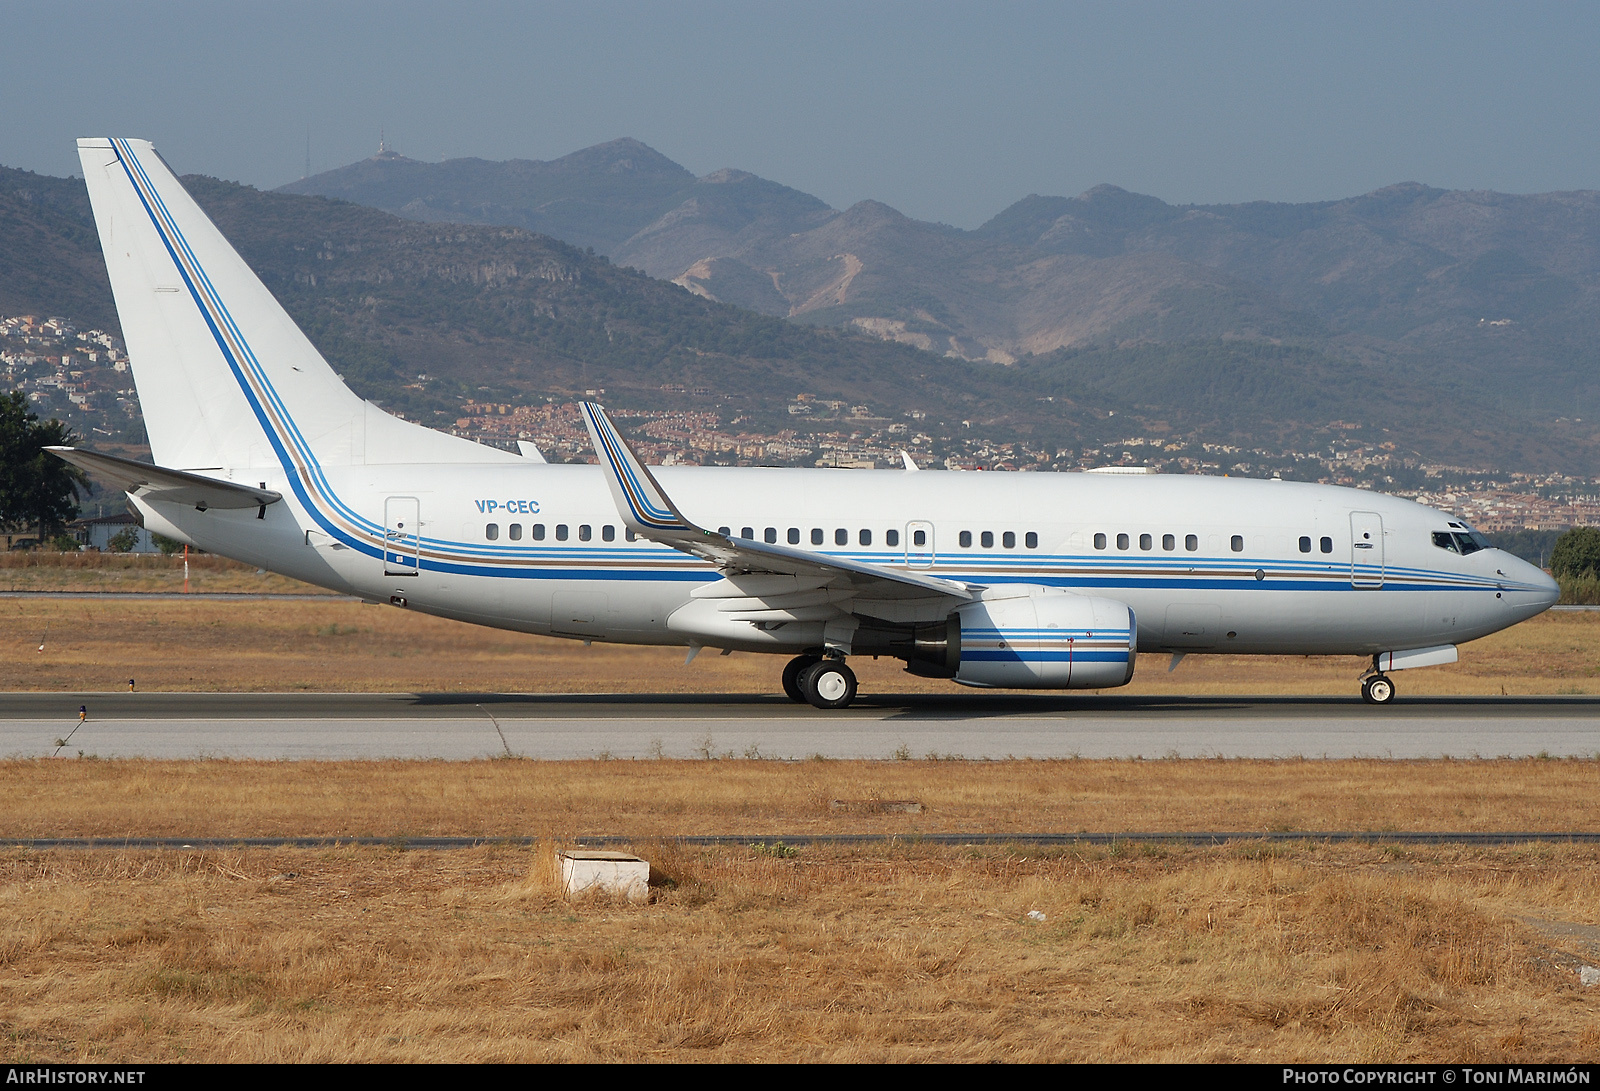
[1362,674,1396,705]
[802,660,858,710]
[782,655,822,703]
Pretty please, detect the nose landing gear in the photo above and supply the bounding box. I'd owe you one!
[1361,673,1396,705]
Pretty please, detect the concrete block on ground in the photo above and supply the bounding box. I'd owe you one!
[560,849,649,903]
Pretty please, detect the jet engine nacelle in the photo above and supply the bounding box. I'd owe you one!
[953,588,1137,689]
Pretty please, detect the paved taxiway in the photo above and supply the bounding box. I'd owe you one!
[2,692,1598,760]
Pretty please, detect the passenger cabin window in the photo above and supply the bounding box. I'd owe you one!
[980,531,994,548]
[1321,537,1332,553]
[532,524,546,541]
[913,529,927,547]
[1094,533,1107,549]
[835,528,848,546]
[579,525,592,541]
[741,527,754,539]
[1139,533,1153,551]
[485,523,499,540]
[1185,534,1198,552]
[718,526,731,537]
[886,529,900,547]
[555,524,569,541]
[508,524,522,541]
[859,529,872,546]
[960,530,973,548]
[602,526,615,542]
[1161,533,1174,551]
[1003,531,1016,549]
[626,528,637,542]
[788,528,800,545]
[1299,536,1311,553]
[765,527,777,544]
[811,528,824,545]
[1117,533,1130,550]
[1025,532,1038,549]
[1230,535,1244,552]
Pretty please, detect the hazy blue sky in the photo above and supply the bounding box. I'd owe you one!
[5,1,1599,228]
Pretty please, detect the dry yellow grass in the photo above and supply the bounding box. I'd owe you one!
[3,758,1599,838]
[7,556,1597,1062]
[0,551,334,595]
[2,842,1597,1062]
[3,593,1599,695]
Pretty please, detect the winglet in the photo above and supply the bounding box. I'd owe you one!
[580,402,698,536]
[579,402,977,601]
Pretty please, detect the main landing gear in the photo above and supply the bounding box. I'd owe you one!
[1361,673,1396,705]
[782,653,858,710]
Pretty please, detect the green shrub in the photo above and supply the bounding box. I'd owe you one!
[1550,527,1600,580]
[106,527,140,553]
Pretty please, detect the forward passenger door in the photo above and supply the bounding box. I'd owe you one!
[1349,511,1384,588]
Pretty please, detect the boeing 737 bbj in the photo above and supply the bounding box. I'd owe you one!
[49,138,1560,709]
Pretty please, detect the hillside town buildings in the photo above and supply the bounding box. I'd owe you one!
[6,312,1600,547]
[1,313,139,444]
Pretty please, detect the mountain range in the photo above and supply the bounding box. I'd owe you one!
[2,138,1599,475]
[0,161,1080,449]
[281,139,1600,469]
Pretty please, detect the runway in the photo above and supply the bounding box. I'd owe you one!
[3,692,1599,760]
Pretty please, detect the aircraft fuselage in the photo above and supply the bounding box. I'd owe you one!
[134,460,1556,658]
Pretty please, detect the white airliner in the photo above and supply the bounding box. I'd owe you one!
[51,138,1559,709]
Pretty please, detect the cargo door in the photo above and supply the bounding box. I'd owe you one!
[551,591,609,638]
[1163,603,1223,648]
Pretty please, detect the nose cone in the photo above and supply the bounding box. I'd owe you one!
[1498,551,1560,619]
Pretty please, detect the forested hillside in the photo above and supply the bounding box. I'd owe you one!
[5,158,1600,472]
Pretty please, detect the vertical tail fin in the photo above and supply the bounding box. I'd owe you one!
[75,138,513,471]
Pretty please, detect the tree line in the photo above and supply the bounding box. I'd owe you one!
[0,391,88,545]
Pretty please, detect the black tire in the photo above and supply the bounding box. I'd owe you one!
[1362,674,1396,705]
[782,655,821,703]
[803,660,857,710]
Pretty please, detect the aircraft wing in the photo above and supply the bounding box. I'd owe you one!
[45,446,283,511]
[580,402,978,603]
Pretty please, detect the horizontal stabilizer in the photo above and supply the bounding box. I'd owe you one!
[45,446,282,510]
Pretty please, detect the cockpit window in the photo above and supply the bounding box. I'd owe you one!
[1435,528,1492,556]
